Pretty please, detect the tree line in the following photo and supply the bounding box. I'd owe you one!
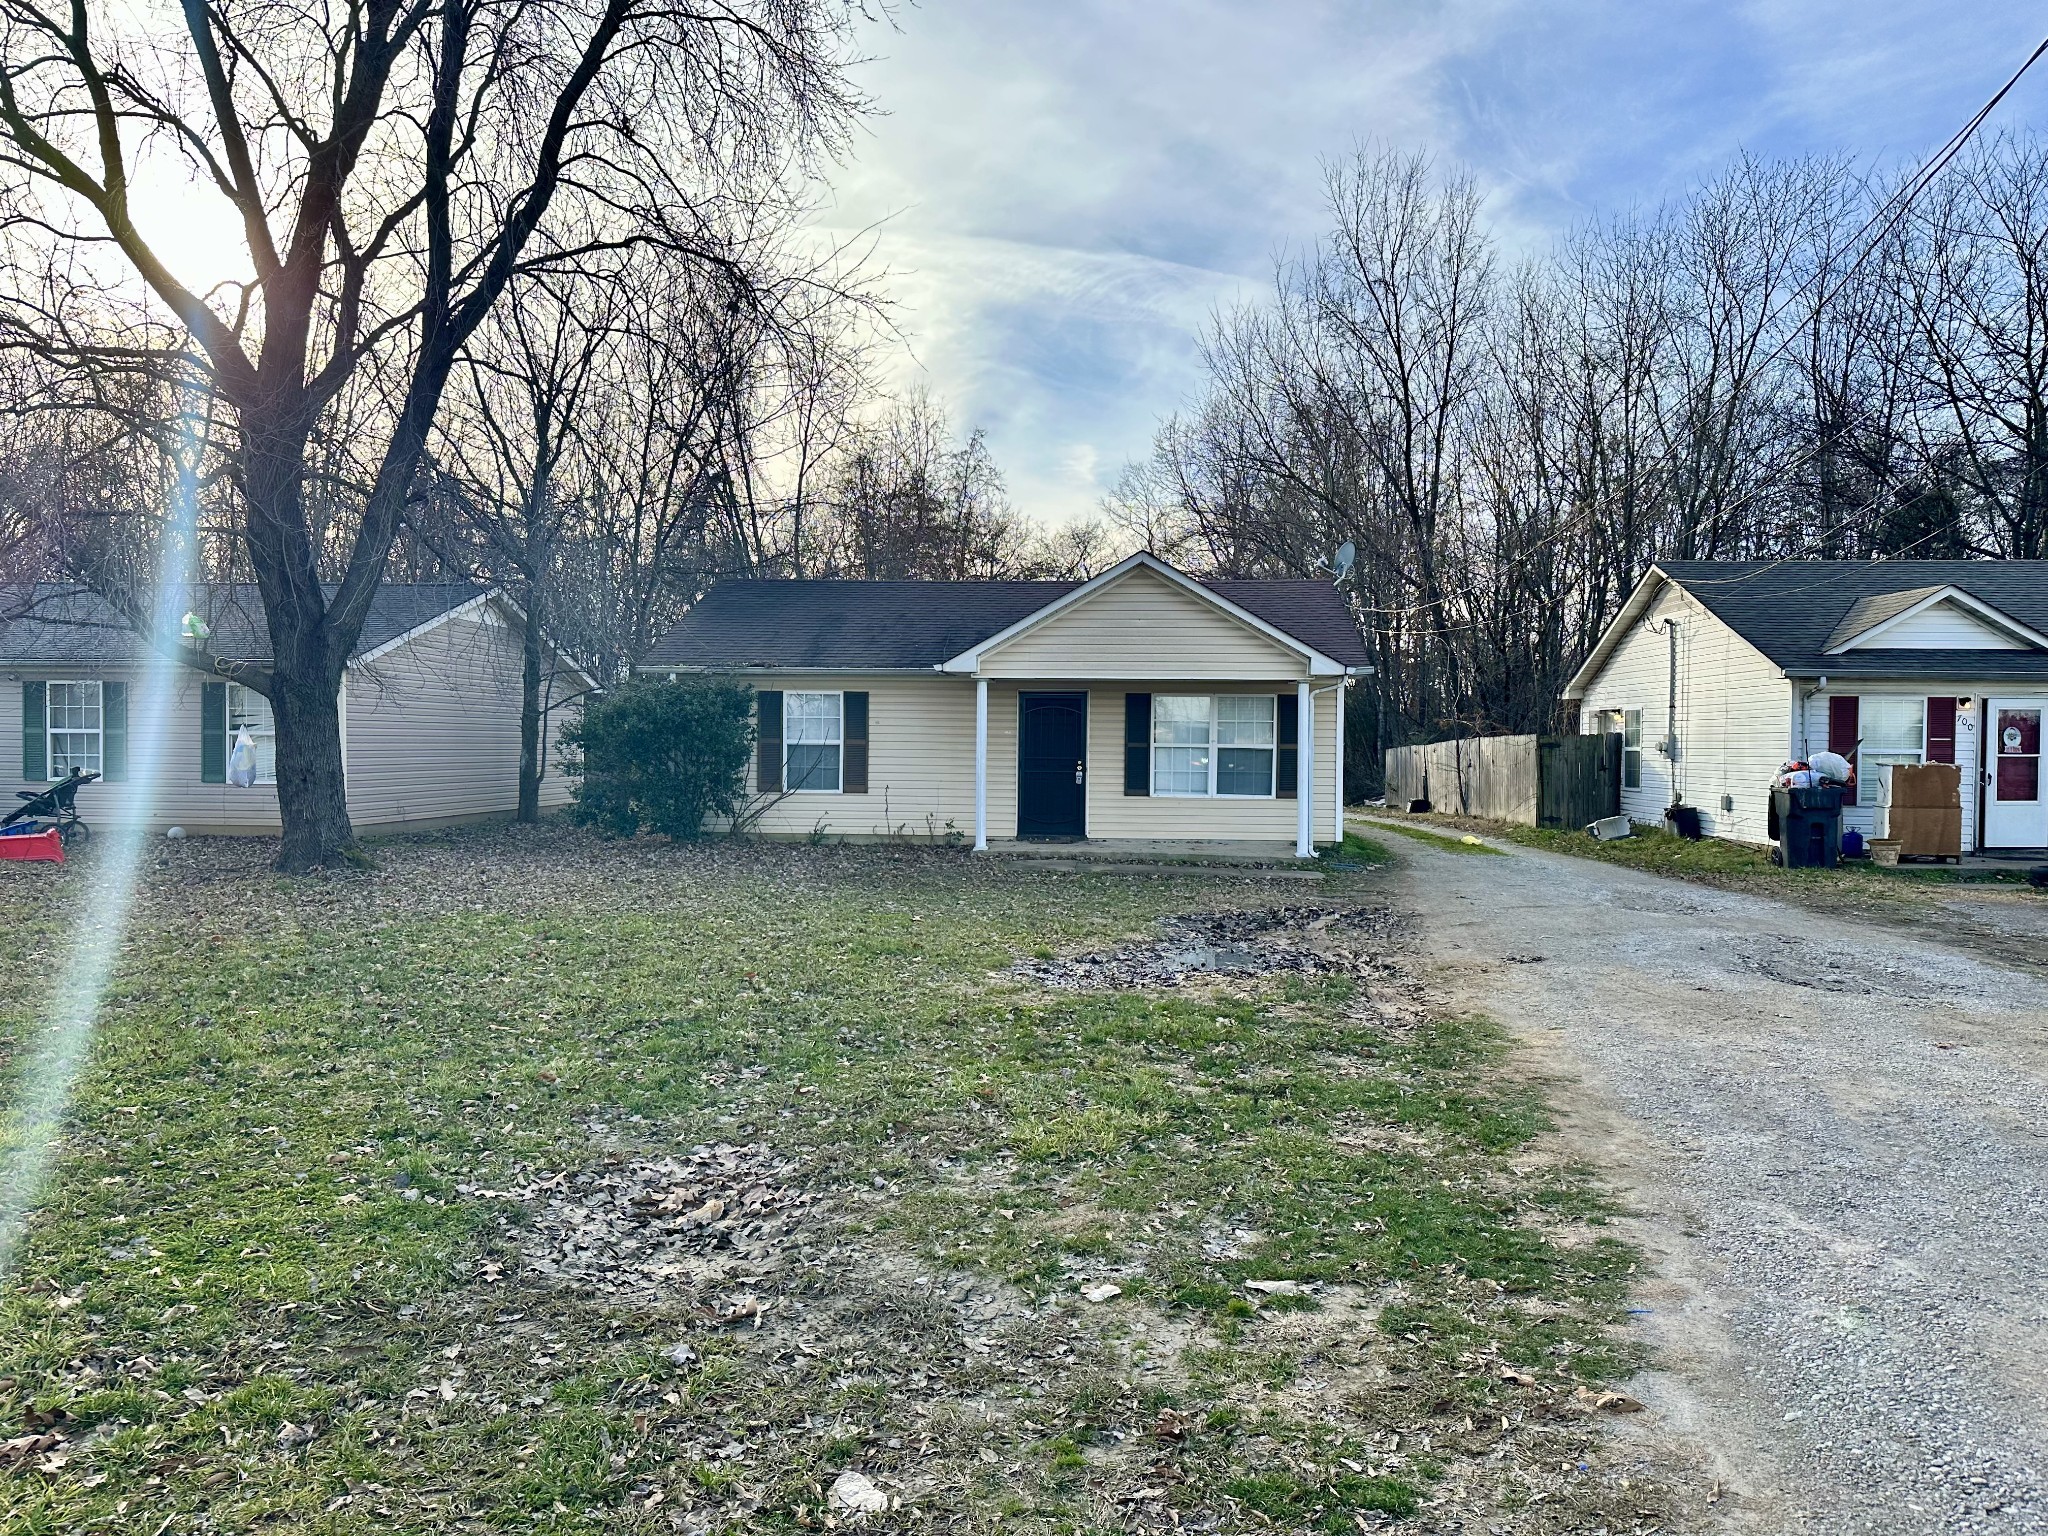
[1106,136,2048,790]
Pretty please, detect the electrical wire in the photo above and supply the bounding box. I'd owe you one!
[1338,32,2048,637]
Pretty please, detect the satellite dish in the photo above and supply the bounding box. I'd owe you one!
[1331,541,1356,582]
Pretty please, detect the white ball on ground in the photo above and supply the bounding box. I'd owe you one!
[165,826,187,839]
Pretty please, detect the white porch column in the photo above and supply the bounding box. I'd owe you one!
[974,677,989,852]
[1296,681,1313,857]
[1331,679,1345,845]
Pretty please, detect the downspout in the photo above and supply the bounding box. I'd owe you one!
[1661,618,1680,801]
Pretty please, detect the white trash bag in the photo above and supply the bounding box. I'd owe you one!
[227,728,260,788]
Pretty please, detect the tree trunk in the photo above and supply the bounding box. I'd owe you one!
[270,667,355,872]
[518,589,544,823]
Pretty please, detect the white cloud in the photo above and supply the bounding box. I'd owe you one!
[821,1,2048,526]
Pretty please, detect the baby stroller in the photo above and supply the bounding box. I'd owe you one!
[2,768,99,845]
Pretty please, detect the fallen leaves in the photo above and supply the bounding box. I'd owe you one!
[464,1142,812,1297]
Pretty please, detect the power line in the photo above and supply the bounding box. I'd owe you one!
[1343,31,2048,635]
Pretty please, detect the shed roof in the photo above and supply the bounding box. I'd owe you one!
[0,582,485,667]
[643,569,1373,672]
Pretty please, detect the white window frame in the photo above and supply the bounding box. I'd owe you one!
[1860,695,1928,799]
[46,679,103,780]
[225,682,279,786]
[1151,693,1278,799]
[783,689,844,794]
[1622,708,1642,789]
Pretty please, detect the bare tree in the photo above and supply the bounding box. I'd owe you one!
[0,0,863,868]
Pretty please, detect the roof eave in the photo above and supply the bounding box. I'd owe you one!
[1563,567,1670,700]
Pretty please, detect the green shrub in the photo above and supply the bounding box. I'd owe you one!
[564,677,753,840]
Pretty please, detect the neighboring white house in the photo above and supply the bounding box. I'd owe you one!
[3,583,592,835]
[640,552,1372,856]
[1564,560,2048,853]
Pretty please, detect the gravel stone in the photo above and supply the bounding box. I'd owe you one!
[1375,823,2048,1534]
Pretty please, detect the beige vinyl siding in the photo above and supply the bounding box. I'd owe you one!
[738,674,978,839]
[5,603,571,836]
[1577,584,1791,845]
[1797,682,1987,853]
[732,674,1343,848]
[1077,685,1338,844]
[344,608,578,831]
[975,567,1310,680]
[4,667,284,833]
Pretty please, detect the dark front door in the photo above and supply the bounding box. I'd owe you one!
[1017,691,1088,839]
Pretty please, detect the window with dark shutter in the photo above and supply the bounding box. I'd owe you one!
[1123,693,1151,796]
[1276,692,1299,799]
[1827,694,1860,806]
[842,691,869,794]
[21,681,45,782]
[1926,697,1958,765]
[755,690,783,793]
[200,681,228,784]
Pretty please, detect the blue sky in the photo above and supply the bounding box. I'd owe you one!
[817,2,2048,524]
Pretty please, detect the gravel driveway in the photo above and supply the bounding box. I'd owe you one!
[1361,822,2048,1534]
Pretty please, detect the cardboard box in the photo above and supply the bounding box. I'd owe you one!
[1887,762,1961,809]
[1884,805,1961,858]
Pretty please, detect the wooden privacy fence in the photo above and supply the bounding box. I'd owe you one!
[1385,733,1622,830]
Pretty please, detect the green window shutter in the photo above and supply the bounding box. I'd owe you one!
[101,681,128,782]
[1276,692,1299,800]
[1123,693,1151,796]
[755,691,783,793]
[200,681,227,784]
[21,681,45,782]
[842,691,869,794]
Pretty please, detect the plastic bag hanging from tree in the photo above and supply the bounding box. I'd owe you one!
[227,729,260,788]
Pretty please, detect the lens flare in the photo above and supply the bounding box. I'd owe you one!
[0,415,204,1278]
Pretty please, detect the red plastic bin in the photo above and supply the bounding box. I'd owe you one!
[0,829,63,863]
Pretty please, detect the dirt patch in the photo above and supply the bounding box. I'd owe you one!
[466,1143,814,1302]
[1010,904,1399,989]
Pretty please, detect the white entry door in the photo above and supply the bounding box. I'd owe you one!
[1985,698,2048,849]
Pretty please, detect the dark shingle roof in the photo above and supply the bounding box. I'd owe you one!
[1655,560,2048,679]
[641,573,1371,671]
[0,582,484,667]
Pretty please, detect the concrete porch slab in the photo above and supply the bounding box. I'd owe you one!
[981,837,1314,867]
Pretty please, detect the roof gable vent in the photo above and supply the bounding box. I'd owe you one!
[1826,585,2048,654]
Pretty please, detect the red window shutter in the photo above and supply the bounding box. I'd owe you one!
[1925,697,1957,764]
[1828,695,1860,807]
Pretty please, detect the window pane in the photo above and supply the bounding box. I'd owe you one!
[226,684,279,785]
[786,742,840,790]
[785,692,841,745]
[1217,746,1273,796]
[1215,695,1275,745]
[1152,745,1209,795]
[1862,696,1925,754]
[47,682,101,777]
[48,681,101,732]
[1623,749,1641,790]
[1623,709,1641,748]
[49,734,100,777]
[1152,695,1212,746]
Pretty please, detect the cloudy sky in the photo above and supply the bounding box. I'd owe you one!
[817,2,2048,525]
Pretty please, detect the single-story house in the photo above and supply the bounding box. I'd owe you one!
[3,583,592,835]
[641,552,1372,855]
[1564,560,2048,853]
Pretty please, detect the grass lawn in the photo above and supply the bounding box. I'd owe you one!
[0,827,1664,1533]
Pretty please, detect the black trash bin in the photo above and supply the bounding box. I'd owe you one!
[1772,784,1844,868]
